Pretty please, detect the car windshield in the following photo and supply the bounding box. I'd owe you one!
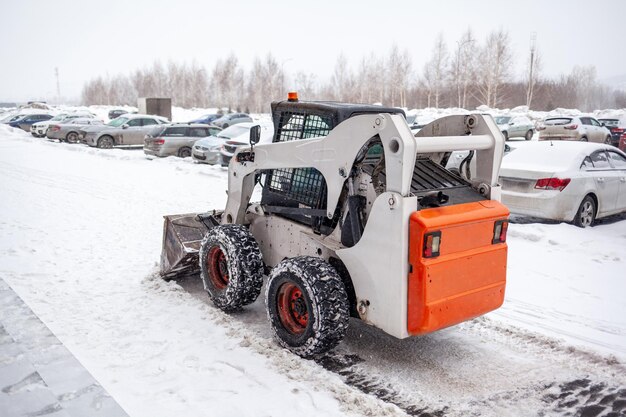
[495,116,511,124]
[545,118,573,126]
[107,117,129,127]
[217,125,249,139]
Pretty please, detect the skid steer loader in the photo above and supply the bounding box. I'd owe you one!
[161,93,509,357]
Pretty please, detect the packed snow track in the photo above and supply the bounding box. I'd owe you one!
[0,127,624,417]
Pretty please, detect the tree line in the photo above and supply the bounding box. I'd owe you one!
[81,29,626,113]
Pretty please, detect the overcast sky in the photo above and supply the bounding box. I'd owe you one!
[1,0,625,103]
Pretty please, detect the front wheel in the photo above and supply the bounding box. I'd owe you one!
[97,136,114,149]
[178,146,192,158]
[573,195,596,228]
[266,256,349,357]
[199,225,264,311]
[525,130,533,141]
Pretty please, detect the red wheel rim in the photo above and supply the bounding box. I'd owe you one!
[207,246,229,289]
[277,282,308,335]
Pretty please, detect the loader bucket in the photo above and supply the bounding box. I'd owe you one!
[160,212,218,279]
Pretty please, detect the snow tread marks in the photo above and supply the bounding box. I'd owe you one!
[266,256,350,358]
[199,225,264,312]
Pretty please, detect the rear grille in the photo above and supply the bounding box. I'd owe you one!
[363,157,469,194]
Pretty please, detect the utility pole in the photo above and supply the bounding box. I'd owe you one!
[526,32,537,108]
[55,67,61,103]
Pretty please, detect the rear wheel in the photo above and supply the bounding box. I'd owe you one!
[266,256,349,357]
[199,225,264,311]
[605,135,612,145]
[178,146,192,158]
[573,195,596,228]
[525,130,533,141]
[66,132,79,144]
[580,136,588,142]
[97,136,114,149]
[222,123,229,128]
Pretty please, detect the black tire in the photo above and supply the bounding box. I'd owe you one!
[199,225,264,312]
[503,131,509,141]
[525,130,533,141]
[573,195,596,228]
[266,256,349,357]
[66,132,79,144]
[97,136,114,149]
[604,135,612,145]
[178,146,192,158]
[580,136,588,142]
[222,123,229,128]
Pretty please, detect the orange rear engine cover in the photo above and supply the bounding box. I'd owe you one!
[407,200,509,335]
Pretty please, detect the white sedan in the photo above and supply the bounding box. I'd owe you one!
[499,141,626,227]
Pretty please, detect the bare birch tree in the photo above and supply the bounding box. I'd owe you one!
[450,28,476,108]
[476,29,512,107]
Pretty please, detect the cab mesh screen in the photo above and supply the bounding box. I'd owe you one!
[275,112,332,142]
[267,167,325,208]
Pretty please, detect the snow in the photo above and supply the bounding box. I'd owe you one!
[0,124,625,416]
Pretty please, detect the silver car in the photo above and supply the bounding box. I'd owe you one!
[31,113,95,137]
[494,116,535,141]
[211,113,253,128]
[46,118,105,142]
[144,124,221,158]
[538,116,612,143]
[191,124,254,165]
[79,114,169,148]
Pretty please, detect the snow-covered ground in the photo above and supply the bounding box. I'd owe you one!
[0,125,624,416]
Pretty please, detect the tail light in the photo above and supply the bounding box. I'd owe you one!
[611,128,624,134]
[49,125,60,132]
[423,231,441,258]
[535,177,571,191]
[154,138,165,145]
[492,220,508,244]
[564,124,578,130]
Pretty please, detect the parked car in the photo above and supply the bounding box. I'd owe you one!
[46,118,105,142]
[499,141,626,227]
[31,113,95,137]
[144,124,221,158]
[192,124,255,165]
[211,113,253,128]
[219,123,274,166]
[598,118,625,147]
[494,115,535,140]
[537,116,612,143]
[79,114,169,148]
[620,132,626,152]
[8,114,53,131]
[108,109,131,120]
[188,114,222,125]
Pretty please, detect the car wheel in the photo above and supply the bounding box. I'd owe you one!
[199,225,264,312]
[503,131,509,141]
[580,136,588,142]
[97,136,114,149]
[525,130,533,141]
[178,147,192,158]
[222,123,229,128]
[605,135,612,145]
[66,132,79,144]
[573,195,596,228]
[266,256,349,358]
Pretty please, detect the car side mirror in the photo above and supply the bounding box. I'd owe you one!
[122,124,129,129]
[249,125,261,147]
